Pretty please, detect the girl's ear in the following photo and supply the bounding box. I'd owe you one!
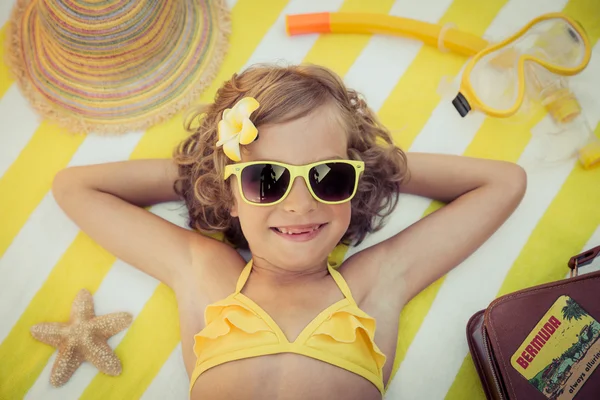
[230,201,238,217]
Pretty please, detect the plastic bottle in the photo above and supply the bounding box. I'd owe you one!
[527,64,599,168]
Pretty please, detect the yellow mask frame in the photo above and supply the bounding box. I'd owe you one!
[453,12,591,118]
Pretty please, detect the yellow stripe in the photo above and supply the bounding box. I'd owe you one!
[446,127,600,400]
[445,353,487,399]
[0,122,85,258]
[0,234,115,400]
[302,0,396,76]
[0,24,14,99]
[0,0,289,397]
[464,107,546,161]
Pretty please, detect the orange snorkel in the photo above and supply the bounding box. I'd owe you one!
[286,12,489,57]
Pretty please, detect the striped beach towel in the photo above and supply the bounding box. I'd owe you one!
[0,0,598,398]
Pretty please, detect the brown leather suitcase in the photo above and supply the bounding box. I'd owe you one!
[467,246,600,399]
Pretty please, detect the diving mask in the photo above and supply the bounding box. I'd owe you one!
[453,13,591,118]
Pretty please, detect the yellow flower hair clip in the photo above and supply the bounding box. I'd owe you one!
[216,97,260,162]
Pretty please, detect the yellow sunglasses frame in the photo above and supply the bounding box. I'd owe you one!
[224,160,365,206]
[456,12,591,118]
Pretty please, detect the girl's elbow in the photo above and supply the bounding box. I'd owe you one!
[512,163,527,191]
[502,163,527,203]
[52,167,80,205]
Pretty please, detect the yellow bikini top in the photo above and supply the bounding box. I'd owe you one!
[190,260,387,394]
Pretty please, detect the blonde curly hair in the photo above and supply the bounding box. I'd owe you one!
[174,64,408,249]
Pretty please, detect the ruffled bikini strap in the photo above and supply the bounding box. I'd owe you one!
[327,264,357,305]
[235,260,254,293]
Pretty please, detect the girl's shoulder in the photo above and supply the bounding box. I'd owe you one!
[175,235,247,304]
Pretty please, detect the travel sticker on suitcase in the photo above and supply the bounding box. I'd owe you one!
[511,295,600,399]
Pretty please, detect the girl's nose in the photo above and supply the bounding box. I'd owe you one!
[282,177,317,214]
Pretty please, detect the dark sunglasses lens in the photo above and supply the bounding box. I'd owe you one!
[309,163,356,202]
[241,164,290,204]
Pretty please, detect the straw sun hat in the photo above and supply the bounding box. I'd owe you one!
[6,0,230,134]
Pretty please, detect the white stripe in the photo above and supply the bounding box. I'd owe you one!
[140,344,189,400]
[0,86,40,178]
[387,36,600,400]
[225,0,238,11]
[411,109,486,154]
[24,201,186,399]
[0,194,79,344]
[344,0,455,112]
[0,0,14,29]
[241,0,346,69]
[0,133,143,343]
[67,131,144,167]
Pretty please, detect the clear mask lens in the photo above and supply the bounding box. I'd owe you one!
[457,15,589,117]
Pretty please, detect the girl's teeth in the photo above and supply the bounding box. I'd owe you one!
[277,226,319,234]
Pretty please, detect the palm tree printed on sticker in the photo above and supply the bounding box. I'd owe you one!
[562,298,589,322]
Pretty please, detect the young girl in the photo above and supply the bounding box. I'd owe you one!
[52,64,526,399]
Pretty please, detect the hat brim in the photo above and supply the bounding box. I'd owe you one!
[6,0,230,134]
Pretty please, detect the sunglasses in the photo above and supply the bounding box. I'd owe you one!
[224,160,365,206]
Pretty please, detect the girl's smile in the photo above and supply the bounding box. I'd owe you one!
[270,223,329,242]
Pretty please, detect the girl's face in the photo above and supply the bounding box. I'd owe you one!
[229,104,351,271]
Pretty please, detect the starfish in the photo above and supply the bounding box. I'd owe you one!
[30,289,133,387]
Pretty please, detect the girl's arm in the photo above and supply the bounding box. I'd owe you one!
[349,153,527,303]
[52,159,229,289]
